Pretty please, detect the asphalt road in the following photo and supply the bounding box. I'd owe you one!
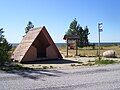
[1,64,120,90]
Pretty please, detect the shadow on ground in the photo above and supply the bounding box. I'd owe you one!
[0,59,77,80]
[0,67,68,80]
[22,59,79,64]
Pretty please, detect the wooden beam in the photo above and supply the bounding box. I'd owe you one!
[76,39,78,56]
[67,39,68,57]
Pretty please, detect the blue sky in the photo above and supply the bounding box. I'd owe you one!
[0,0,120,43]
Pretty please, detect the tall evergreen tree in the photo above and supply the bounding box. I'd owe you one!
[66,19,90,47]
[0,28,12,66]
[83,26,90,46]
[66,18,78,35]
[77,26,84,47]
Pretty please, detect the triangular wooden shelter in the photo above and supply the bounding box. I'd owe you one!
[12,26,62,63]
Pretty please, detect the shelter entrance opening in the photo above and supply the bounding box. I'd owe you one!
[37,46,47,58]
[33,31,50,58]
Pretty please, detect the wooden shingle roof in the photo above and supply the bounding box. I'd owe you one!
[12,27,42,62]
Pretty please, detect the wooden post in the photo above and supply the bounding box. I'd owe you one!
[76,39,78,56]
[67,39,68,57]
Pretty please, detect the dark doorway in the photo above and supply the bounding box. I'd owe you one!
[33,31,50,58]
[37,46,46,58]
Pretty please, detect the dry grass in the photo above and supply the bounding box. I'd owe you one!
[59,45,120,57]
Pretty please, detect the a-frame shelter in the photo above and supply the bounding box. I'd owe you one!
[12,26,62,63]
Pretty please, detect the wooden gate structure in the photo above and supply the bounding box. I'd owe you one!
[63,35,79,57]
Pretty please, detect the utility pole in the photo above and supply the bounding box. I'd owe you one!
[98,23,103,60]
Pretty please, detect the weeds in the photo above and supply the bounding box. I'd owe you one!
[0,64,29,71]
[95,59,117,65]
[42,66,49,69]
[50,66,53,69]
[78,61,83,64]
[71,64,76,66]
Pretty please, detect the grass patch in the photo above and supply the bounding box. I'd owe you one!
[82,63,94,66]
[95,59,117,65]
[0,64,30,71]
[0,63,54,71]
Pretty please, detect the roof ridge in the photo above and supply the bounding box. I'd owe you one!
[30,27,42,31]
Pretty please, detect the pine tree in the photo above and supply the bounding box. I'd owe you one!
[66,19,90,47]
[25,21,34,34]
[66,18,78,35]
[83,26,90,46]
[0,28,12,66]
[77,26,84,47]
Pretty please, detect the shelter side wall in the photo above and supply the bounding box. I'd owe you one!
[22,46,37,62]
[42,27,62,58]
[46,45,58,58]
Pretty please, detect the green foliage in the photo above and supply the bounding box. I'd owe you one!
[0,64,29,71]
[0,28,12,66]
[25,21,34,34]
[66,18,90,47]
[66,18,78,36]
[95,59,116,65]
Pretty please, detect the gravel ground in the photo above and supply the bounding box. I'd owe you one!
[1,63,120,90]
[22,57,120,69]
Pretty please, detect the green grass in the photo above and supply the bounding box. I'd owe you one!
[95,59,117,65]
[0,63,55,71]
[0,64,30,71]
